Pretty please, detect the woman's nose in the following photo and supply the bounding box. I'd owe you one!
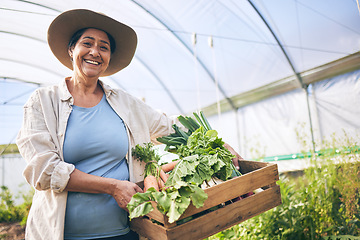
[90,47,100,57]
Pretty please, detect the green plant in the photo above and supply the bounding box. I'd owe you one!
[206,132,360,240]
[0,185,33,225]
[0,144,19,155]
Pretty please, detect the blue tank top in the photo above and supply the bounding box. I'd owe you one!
[63,94,130,239]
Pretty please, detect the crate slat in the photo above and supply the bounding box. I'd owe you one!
[130,217,168,240]
[239,159,271,174]
[167,185,281,240]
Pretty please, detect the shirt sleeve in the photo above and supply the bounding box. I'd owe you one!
[141,104,175,143]
[16,90,75,193]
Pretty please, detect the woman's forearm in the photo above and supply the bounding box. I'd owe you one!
[64,168,143,210]
[64,168,115,195]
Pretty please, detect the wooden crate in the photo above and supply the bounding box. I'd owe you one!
[130,160,282,240]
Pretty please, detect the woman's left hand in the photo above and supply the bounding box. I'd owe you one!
[110,180,143,211]
[223,142,243,170]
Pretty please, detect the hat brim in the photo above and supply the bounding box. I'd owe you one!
[47,9,137,76]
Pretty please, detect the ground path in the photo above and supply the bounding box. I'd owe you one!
[0,222,25,240]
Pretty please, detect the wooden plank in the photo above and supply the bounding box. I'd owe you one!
[239,160,271,174]
[130,217,168,240]
[146,202,166,223]
[167,185,282,240]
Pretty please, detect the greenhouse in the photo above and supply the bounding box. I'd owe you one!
[0,0,359,239]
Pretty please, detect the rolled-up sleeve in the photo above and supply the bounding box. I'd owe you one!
[16,90,75,193]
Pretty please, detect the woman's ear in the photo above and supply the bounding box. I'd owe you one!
[68,48,73,60]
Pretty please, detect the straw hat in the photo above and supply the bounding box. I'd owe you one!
[47,9,137,76]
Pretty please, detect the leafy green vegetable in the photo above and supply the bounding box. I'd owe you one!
[132,143,160,177]
[156,112,205,151]
[176,126,240,180]
[127,181,207,223]
[128,111,241,223]
[127,188,156,219]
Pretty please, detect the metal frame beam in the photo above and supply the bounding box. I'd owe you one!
[130,0,237,111]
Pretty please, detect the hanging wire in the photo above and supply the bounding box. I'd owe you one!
[209,0,222,123]
[294,0,305,71]
[0,88,36,105]
[0,7,56,16]
[0,134,17,156]
[208,36,222,122]
[192,32,201,112]
[297,1,360,35]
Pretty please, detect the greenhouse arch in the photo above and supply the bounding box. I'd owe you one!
[1,0,359,167]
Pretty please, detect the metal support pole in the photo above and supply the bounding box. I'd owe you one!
[1,157,4,187]
[304,86,316,152]
[234,109,242,155]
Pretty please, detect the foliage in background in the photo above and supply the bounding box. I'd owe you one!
[1,131,359,239]
[0,186,33,225]
[0,144,19,155]
[207,133,360,240]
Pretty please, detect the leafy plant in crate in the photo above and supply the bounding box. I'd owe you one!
[127,112,241,223]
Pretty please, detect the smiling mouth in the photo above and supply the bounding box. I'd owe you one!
[84,59,100,65]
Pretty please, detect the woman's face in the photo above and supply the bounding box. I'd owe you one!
[69,28,111,79]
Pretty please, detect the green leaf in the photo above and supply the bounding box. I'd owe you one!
[127,189,156,219]
[167,195,191,223]
[196,161,214,182]
[200,111,212,130]
[128,201,154,219]
[165,156,199,186]
[152,191,171,215]
[188,185,208,208]
[127,190,154,213]
[167,188,182,200]
[186,171,203,185]
[205,129,218,140]
[177,185,194,198]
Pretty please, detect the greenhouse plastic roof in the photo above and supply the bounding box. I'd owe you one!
[1,0,360,144]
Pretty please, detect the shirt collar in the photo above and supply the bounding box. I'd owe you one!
[98,79,117,98]
[59,77,117,102]
[59,77,72,103]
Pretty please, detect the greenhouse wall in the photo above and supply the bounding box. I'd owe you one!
[210,69,360,161]
[0,154,30,204]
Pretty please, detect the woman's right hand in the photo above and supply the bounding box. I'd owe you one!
[110,180,143,210]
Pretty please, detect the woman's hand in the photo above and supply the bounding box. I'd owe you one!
[110,180,143,210]
[223,143,243,170]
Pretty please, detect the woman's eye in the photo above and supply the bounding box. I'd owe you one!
[100,46,109,51]
[82,42,91,47]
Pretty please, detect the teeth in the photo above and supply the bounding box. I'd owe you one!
[85,60,99,65]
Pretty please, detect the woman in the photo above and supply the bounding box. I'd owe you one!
[17,8,243,240]
[16,9,179,240]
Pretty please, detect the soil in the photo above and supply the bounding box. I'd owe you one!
[0,222,25,240]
